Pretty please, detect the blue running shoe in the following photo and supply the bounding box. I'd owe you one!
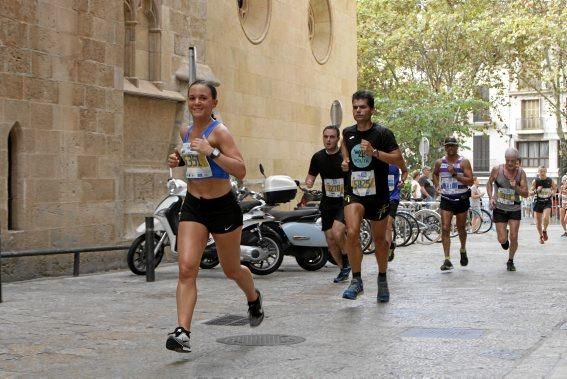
[333,265,351,283]
[377,280,390,303]
[342,278,363,300]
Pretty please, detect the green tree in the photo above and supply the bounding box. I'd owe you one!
[357,0,507,167]
[498,0,567,175]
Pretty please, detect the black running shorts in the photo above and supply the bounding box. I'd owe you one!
[493,208,522,223]
[532,199,552,213]
[440,196,470,215]
[389,199,399,218]
[179,191,243,234]
[344,193,389,221]
[320,203,345,231]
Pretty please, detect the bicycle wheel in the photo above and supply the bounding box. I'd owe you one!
[394,213,413,247]
[414,209,441,244]
[476,209,493,234]
[397,211,419,246]
[468,208,482,234]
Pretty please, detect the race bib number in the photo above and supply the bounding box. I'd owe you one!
[323,178,344,198]
[496,187,515,205]
[351,170,376,197]
[440,176,460,195]
[388,174,395,191]
[180,142,212,179]
[539,188,552,198]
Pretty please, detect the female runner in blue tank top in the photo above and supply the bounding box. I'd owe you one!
[165,80,264,353]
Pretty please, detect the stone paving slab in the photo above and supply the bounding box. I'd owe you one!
[1,224,567,377]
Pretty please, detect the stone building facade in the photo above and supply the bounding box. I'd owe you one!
[0,0,357,280]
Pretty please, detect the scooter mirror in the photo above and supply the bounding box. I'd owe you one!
[259,164,265,178]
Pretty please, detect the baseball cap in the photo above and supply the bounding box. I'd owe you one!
[444,137,458,146]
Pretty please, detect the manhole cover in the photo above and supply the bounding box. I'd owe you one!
[217,334,305,346]
[203,314,249,326]
[401,327,484,340]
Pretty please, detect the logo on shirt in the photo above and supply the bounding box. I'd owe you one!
[350,144,372,168]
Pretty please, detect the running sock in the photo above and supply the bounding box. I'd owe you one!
[247,292,261,306]
[353,272,362,280]
[501,240,510,250]
[342,253,349,266]
[378,272,387,282]
[390,242,395,250]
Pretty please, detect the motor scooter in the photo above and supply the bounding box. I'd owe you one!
[200,186,285,275]
[259,164,331,271]
[127,170,276,275]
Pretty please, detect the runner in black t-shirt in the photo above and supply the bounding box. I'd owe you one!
[339,90,407,303]
[306,125,351,283]
[529,166,557,244]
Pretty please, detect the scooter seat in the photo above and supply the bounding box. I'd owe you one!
[240,200,263,213]
[269,208,320,222]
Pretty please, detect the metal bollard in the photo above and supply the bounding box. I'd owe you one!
[145,217,155,282]
[73,252,80,276]
[1,221,3,303]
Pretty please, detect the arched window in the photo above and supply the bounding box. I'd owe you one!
[123,0,162,88]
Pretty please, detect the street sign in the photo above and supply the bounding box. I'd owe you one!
[330,100,343,127]
[419,137,430,156]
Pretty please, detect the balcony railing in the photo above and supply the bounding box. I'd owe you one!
[516,117,545,130]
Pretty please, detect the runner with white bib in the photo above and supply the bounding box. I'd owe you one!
[305,125,351,284]
[529,166,557,244]
[433,137,474,272]
[340,90,406,303]
[486,147,529,271]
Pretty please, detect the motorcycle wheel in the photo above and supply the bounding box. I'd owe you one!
[295,247,328,271]
[245,227,284,276]
[200,256,220,269]
[127,233,165,275]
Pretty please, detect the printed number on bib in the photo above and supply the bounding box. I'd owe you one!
[324,178,344,198]
[496,187,515,205]
[180,142,212,179]
[388,174,395,191]
[351,170,376,196]
[539,188,552,198]
[440,176,461,195]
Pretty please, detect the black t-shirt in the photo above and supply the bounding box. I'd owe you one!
[342,123,399,203]
[308,149,345,207]
[534,177,553,202]
[418,176,436,198]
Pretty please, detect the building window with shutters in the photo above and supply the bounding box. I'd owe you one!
[517,141,548,167]
[473,135,490,173]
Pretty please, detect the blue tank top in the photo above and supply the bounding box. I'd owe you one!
[439,156,468,199]
[388,164,400,201]
[181,120,229,180]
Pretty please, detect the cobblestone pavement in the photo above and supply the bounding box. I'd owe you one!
[1,224,567,378]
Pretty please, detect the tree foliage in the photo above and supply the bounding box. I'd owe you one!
[357,0,510,168]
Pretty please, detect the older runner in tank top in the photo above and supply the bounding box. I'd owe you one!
[486,147,529,271]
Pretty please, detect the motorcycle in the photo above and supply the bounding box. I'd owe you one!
[127,170,279,275]
[259,164,331,271]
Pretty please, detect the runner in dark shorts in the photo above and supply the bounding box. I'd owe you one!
[306,125,350,283]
